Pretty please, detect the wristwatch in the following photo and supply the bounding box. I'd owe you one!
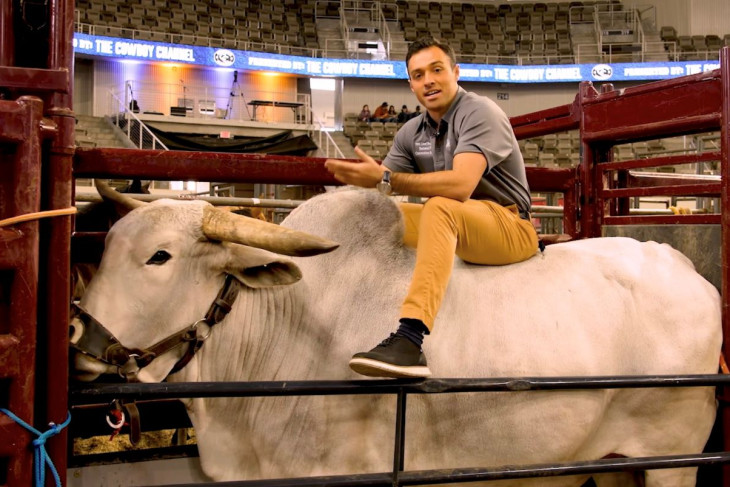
[376,169,393,195]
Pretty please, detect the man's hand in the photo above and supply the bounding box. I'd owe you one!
[324,146,386,188]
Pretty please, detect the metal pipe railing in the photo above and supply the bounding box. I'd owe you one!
[107,89,169,150]
[70,375,730,486]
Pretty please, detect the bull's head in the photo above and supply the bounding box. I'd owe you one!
[70,181,339,382]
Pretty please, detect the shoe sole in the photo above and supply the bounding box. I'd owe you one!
[349,357,432,379]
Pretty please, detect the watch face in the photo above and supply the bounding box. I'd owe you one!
[376,182,392,196]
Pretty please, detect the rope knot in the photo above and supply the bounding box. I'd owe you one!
[1,408,71,487]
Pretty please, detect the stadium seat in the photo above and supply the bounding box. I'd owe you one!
[365,148,383,159]
[369,121,384,132]
[364,130,381,141]
[615,145,634,161]
[538,152,556,168]
[523,142,540,163]
[542,134,558,153]
[660,26,678,43]
[382,122,398,140]
[372,139,389,154]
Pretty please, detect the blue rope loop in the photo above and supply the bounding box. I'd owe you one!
[0,408,71,487]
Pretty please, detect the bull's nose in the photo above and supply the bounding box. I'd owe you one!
[69,316,84,344]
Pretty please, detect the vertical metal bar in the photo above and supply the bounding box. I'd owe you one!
[43,1,75,483]
[0,0,13,66]
[40,112,73,487]
[392,389,407,487]
[719,45,730,487]
[577,81,598,239]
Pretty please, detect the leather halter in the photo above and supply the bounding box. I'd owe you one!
[71,274,241,380]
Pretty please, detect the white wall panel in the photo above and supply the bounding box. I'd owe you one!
[460,82,581,118]
[689,0,730,35]
[654,0,691,35]
[653,0,729,35]
[343,78,582,119]
[73,59,94,116]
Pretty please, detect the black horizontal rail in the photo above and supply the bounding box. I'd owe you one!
[71,374,730,486]
[153,452,730,487]
[70,374,730,403]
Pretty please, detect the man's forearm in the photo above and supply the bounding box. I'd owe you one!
[391,171,474,201]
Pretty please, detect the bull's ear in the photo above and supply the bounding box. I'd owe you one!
[225,244,302,288]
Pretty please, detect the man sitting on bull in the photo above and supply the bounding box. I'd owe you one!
[325,37,538,378]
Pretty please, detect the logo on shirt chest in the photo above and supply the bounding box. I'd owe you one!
[414,140,431,156]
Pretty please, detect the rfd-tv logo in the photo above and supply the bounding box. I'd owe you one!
[214,49,236,67]
[591,64,613,80]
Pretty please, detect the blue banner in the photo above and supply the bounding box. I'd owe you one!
[73,33,720,83]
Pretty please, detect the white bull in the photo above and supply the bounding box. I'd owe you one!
[71,186,722,486]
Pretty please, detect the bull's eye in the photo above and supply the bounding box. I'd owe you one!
[146,250,171,265]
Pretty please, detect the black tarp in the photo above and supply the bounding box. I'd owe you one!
[120,118,319,156]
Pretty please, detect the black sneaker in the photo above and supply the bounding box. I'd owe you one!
[349,334,432,378]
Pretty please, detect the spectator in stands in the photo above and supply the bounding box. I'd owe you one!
[397,105,410,123]
[385,105,398,122]
[371,102,389,122]
[324,37,537,379]
[358,104,371,122]
[410,105,422,119]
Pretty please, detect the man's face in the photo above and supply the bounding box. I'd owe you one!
[407,46,460,121]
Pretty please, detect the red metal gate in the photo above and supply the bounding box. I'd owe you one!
[0,0,75,485]
[0,96,45,487]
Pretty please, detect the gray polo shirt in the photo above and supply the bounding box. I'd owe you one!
[383,88,531,216]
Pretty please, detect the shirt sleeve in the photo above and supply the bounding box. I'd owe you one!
[382,128,416,173]
[453,100,515,172]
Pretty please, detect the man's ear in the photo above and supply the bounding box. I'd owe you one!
[224,243,302,289]
[454,64,460,81]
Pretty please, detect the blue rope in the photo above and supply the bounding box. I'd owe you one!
[0,408,71,487]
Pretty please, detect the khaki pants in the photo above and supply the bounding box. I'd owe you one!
[399,197,538,330]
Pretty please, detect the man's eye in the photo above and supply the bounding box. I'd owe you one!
[146,250,171,265]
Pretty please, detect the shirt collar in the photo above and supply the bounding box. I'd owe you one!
[419,86,465,131]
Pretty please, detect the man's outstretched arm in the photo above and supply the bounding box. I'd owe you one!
[324,147,486,202]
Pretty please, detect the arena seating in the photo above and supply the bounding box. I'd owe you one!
[77,0,320,55]
[396,1,579,64]
[74,0,729,66]
[342,109,719,173]
[662,29,729,61]
[73,0,727,170]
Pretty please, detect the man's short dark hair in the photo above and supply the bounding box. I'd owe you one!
[405,37,457,75]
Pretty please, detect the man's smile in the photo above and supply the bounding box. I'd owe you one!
[424,89,441,99]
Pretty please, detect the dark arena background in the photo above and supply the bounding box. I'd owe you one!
[2,0,730,485]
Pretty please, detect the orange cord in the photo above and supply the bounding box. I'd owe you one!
[0,207,77,228]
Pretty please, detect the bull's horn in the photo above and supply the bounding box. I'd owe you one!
[94,179,146,213]
[202,205,339,257]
